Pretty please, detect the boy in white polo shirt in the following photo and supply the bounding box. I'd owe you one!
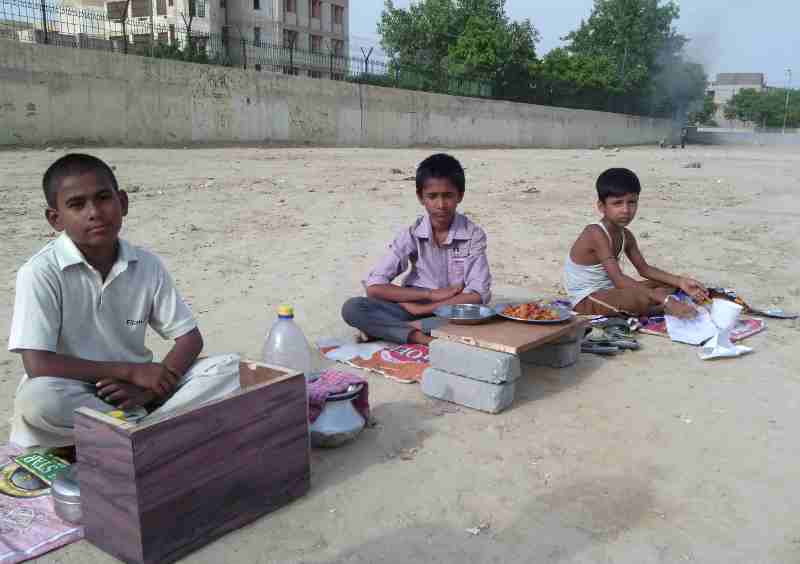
[7,154,238,449]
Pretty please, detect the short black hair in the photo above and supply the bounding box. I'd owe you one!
[596,168,641,202]
[42,153,119,208]
[416,153,465,195]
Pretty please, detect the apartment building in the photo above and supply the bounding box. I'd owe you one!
[62,0,214,45]
[224,0,349,77]
[708,73,766,128]
[57,0,347,76]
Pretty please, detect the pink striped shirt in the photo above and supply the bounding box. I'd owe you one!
[365,213,492,304]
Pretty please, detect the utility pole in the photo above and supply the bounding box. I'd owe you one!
[40,0,48,44]
[783,68,792,134]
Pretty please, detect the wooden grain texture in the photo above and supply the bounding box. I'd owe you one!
[431,318,588,355]
[75,412,143,564]
[75,365,310,564]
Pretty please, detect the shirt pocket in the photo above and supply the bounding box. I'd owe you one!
[449,257,467,285]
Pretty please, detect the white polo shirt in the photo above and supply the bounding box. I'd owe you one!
[8,234,197,364]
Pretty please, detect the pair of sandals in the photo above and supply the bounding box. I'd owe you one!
[581,318,641,356]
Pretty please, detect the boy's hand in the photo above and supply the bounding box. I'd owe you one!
[665,298,698,319]
[679,278,709,303]
[96,380,157,410]
[127,363,178,397]
[429,284,464,302]
[400,302,431,316]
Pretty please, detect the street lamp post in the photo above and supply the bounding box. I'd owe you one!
[783,68,792,134]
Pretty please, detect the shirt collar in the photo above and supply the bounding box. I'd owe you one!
[54,233,138,271]
[414,213,469,245]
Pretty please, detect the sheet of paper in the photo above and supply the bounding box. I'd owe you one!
[699,334,753,360]
[665,307,717,345]
[322,342,388,361]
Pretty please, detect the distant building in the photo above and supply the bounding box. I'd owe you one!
[54,0,349,77]
[707,73,766,128]
[228,0,350,77]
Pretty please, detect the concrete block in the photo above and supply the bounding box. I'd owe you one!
[429,339,521,384]
[519,337,581,369]
[549,325,585,345]
[422,368,515,414]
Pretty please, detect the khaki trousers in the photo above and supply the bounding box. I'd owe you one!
[10,354,241,448]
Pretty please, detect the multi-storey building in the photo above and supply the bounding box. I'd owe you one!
[708,73,766,128]
[56,0,348,77]
[225,0,349,77]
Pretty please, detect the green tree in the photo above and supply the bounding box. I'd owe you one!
[377,0,461,90]
[563,0,704,116]
[447,16,539,99]
[724,88,800,129]
[377,0,539,96]
[537,48,618,109]
[565,0,684,90]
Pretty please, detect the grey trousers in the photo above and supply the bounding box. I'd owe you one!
[10,354,241,448]
[342,297,443,344]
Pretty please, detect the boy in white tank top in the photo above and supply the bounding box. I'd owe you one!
[563,168,707,318]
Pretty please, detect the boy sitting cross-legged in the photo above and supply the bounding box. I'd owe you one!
[563,168,708,318]
[342,153,492,345]
[7,154,239,450]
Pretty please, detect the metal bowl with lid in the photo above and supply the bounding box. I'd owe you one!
[52,465,81,524]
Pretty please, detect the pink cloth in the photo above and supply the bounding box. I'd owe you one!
[307,369,370,423]
[364,213,492,304]
[0,445,83,564]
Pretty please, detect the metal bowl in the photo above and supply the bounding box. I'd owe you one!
[52,465,81,525]
[433,304,496,325]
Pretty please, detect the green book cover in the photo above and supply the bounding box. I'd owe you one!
[13,452,70,485]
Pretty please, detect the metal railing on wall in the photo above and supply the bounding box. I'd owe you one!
[0,0,659,116]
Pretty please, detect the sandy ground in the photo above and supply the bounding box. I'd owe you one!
[1,144,799,564]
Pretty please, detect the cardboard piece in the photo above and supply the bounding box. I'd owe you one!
[432,318,588,355]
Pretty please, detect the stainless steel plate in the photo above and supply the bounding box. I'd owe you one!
[494,302,574,324]
[433,304,496,325]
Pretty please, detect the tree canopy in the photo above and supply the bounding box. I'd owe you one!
[724,88,800,129]
[378,0,539,95]
[376,0,707,118]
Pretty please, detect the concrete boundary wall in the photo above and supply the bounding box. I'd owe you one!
[690,129,800,147]
[0,40,677,148]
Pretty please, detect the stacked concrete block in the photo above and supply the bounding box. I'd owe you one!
[422,368,516,414]
[518,326,583,369]
[422,340,521,414]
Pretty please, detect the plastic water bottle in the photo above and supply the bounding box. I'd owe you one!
[261,305,312,375]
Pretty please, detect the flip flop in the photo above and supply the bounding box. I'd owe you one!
[747,307,798,320]
[581,343,620,355]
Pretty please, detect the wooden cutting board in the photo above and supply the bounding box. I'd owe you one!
[432,318,587,355]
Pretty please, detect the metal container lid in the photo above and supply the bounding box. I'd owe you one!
[327,383,365,402]
[51,465,80,502]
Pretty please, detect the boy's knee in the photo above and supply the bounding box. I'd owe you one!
[15,378,69,428]
[632,290,653,314]
[342,297,369,326]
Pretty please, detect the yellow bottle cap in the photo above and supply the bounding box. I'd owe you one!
[108,410,126,420]
[277,305,294,317]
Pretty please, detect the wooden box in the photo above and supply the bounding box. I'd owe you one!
[74,362,310,564]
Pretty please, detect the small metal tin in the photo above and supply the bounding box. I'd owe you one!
[51,465,82,525]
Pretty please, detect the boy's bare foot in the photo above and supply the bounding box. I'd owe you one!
[355,331,377,344]
[408,330,434,345]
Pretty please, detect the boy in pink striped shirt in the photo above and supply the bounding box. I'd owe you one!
[342,154,492,345]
